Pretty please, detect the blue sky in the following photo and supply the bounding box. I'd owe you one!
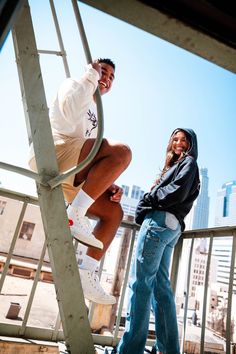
[0,1,236,227]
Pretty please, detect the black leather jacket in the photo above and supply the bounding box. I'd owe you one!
[135,128,200,231]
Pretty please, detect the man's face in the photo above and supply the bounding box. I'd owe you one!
[98,63,115,95]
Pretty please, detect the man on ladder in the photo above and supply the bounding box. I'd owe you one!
[29,58,132,305]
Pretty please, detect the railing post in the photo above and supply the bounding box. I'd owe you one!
[200,232,213,354]
[225,231,236,354]
[170,235,183,295]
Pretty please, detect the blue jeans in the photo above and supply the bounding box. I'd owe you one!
[117,210,181,354]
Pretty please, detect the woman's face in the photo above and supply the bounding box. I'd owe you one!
[172,131,190,156]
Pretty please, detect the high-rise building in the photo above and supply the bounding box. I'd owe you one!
[212,236,234,289]
[121,184,144,217]
[212,180,236,290]
[121,184,130,197]
[185,167,209,230]
[189,252,218,298]
[192,168,209,229]
[130,185,145,200]
[215,180,236,226]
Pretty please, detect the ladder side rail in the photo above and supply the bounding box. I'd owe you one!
[47,0,105,189]
[49,0,70,77]
[12,2,94,352]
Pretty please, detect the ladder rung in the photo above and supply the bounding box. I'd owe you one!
[38,49,65,56]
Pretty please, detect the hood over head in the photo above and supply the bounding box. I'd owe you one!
[171,128,198,160]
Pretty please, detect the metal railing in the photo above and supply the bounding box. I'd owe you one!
[0,187,235,353]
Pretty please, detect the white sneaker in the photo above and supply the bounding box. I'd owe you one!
[79,268,116,305]
[67,206,103,250]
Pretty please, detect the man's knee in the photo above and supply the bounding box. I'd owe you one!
[105,201,124,221]
[118,143,132,165]
[118,202,124,221]
[92,200,123,221]
[104,139,132,166]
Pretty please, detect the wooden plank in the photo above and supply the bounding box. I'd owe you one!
[205,342,224,350]
[184,340,225,354]
[0,341,59,353]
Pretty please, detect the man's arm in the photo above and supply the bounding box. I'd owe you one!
[58,63,101,122]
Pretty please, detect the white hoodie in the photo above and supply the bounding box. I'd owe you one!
[29,64,99,160]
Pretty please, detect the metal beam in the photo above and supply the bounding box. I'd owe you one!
[80,0,236,73]
[11,2,94,352]
[0,0,25,51]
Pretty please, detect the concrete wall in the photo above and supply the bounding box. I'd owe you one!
[0,196,49,262]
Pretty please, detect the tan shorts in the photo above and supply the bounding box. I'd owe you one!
[29,137,85,203]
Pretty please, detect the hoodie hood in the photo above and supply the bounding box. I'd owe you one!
[171,128,198,160]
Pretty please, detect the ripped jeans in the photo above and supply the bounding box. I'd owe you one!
[117,210,181,354]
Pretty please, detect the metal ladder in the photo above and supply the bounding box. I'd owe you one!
[1,0,104,352]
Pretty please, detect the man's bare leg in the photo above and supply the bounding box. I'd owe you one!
[69,138,131,304]
[68,138,131,249]
[74,138,132,199]
[76,190,124,305]
[87,190,124,261]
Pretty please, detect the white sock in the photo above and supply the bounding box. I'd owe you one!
[79,255,99,272]
[70,189,94,217]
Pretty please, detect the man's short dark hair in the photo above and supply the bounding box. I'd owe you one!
[97,58,115,71]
